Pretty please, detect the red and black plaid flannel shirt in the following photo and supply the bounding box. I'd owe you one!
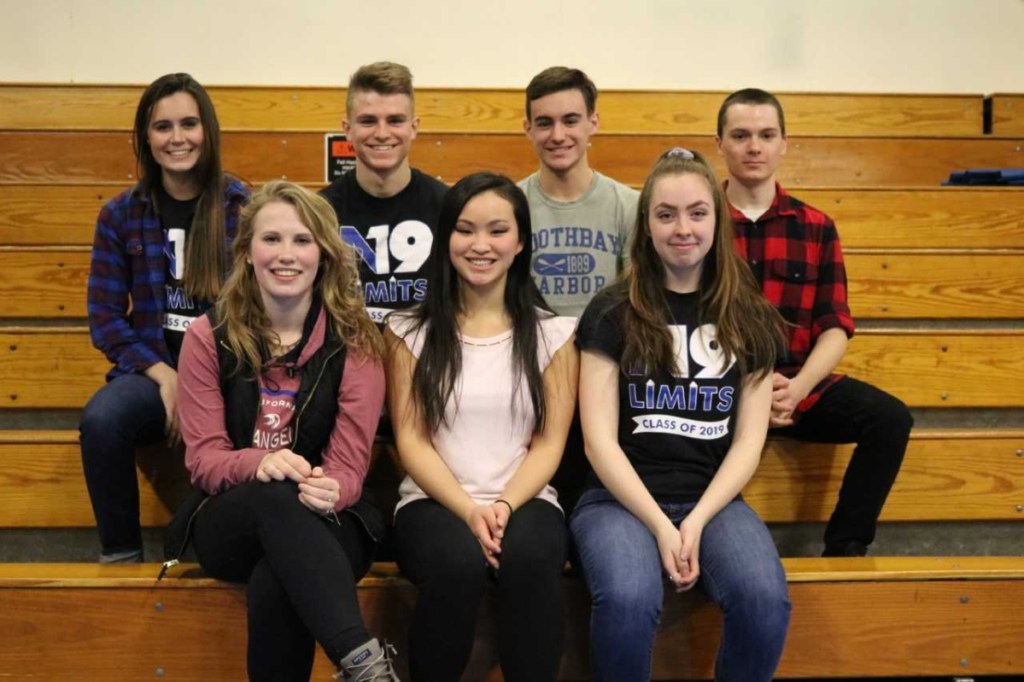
[729,183,855,414]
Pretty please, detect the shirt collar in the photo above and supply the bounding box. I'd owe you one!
[723,180,797,222]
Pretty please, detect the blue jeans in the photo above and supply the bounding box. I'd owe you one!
[80,373,167,558]
[570,488,790,682]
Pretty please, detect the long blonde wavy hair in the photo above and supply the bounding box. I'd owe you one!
[216,180,383,375]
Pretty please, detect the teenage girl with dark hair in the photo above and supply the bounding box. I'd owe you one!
[81,72,249,563]
[386,172,578,681]
[570,149,792,681]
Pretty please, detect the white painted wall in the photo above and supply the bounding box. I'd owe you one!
[2,0,1023,93]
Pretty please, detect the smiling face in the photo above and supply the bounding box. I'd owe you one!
[249,201,321,310]
[449,190,524,295]
[147,91,204,189]
[343,90,418,176]
[524,88,597,175]
[647,172,716,292]
[716,102,787,187]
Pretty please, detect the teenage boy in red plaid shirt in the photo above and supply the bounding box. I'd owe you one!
[717,88,912,557]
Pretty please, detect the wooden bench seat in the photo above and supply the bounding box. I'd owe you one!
[3,428,1019,528]
[4,130,1021,188]
[3,327,1021,409]
[0,85,985,137]
[0,558,1021,680]
[989,93,1024,136]
[4,185,1022,249]
[0,83,1020,680]
[4,246,1022,320]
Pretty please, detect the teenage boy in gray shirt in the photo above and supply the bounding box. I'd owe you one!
[520,67,638,318]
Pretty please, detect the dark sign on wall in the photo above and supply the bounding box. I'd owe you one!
[325,133,357,182]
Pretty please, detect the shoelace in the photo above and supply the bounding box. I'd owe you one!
[333,641,400,682]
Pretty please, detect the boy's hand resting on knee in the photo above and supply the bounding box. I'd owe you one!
[770,372,809,428]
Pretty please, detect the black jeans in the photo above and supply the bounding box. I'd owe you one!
[192,480,376,682]
[395,498,567,682]
[776,376,913,552]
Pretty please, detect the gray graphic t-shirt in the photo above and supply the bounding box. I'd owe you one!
[519,171,638,317]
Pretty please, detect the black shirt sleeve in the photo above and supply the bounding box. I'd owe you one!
[575,288,624,363]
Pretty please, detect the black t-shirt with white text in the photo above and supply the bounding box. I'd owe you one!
[158,186,208,363]
[575,288,742,502]
[319,169,447,324]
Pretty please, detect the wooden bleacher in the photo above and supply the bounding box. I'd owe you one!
[2,428,1020,529]
[1,558,1021,680]
[0,84,1022,680]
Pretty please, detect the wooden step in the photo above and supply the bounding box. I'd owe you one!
[989,94,1024,136]
[4,185,1021,249]
[2,327,1019,409]
[0,85,985,136]
[747,429,1024,522]
[1,429,1019,528]
[4,247,1020,320]
[0,558,1020,680]
[3,131,1021,188]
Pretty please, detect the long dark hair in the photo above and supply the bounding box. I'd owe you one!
[619,148,785,380]
[399,172,553,432]
[133,72,227,302]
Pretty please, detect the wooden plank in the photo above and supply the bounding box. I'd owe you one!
[0,439,170,527]
[766,580,1024,678]
[0,185,110,245]
[782,555,1024,582]
[0,327,107,408]
[0,248,89,317]
[1,429,1019,527]
[840,330,1024,408]
[845,252,1024,319]
[0,562,1021,680]
[6,185,1024,250]
[4,131,1022,188]
[2,249,1020,320]
[2,328,1021,409]
[990,94,1024,137]
[749,431,1024,522]
[0,85,984,136]
[8,556,1024,586]
[797,187,1024,249]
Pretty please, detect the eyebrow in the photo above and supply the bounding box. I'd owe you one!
[456,218,513,228]
[654,200,710,211]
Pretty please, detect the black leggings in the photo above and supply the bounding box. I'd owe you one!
[192,480,376,682]
[394,498,567,682]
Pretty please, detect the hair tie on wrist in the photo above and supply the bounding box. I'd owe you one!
[495,499,514,515]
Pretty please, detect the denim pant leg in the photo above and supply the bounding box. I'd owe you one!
[570,489,664,682]
[778,376,913,551]
[673,499,790,682]
[79,373,166,557]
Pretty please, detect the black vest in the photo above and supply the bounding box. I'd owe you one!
[212,318,385,543]
[214,321,347,468]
